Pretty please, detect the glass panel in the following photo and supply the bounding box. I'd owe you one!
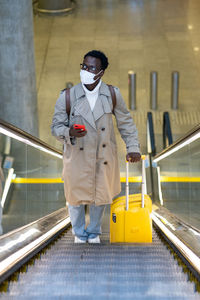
[0,131,65,235]
[155,137,200,229]
[2,136,27,233]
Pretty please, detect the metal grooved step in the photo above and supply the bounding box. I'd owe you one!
[1,229,200,300]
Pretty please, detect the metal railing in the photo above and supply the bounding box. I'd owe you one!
[153,123,200,163]
[0,119,62,157]
[151,123,200,279]
[0,119,69,284]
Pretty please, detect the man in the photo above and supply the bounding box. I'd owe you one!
[51,50,141,244]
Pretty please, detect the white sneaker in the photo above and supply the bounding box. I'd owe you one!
[88,236,100,244]
[74,236,86,243]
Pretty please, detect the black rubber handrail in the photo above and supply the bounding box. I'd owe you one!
[154,123,200,161]
[0,119,62,156]
[163,112,173,149]
[147,112,156,156]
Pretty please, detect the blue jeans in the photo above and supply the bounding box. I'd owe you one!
[68,204,106,241]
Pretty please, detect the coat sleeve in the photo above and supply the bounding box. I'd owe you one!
[51,91,71,144]
[113,87,140,154]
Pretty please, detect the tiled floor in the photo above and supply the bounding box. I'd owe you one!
[33,0,200,152]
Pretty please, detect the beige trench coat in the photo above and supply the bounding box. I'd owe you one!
[51,82,140,206]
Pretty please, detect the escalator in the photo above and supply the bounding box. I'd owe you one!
[0,119,200,299]
[1,227,200,299]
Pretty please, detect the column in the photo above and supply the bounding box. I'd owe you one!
[0,0,38,137]
[37,0,73,15]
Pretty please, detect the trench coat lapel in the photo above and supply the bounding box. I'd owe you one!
[74,83,96,130]
[93,82,112,122]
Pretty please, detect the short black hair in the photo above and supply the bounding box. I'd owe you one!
[84,50,109,70]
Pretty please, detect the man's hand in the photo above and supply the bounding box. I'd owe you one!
[69,125,87,138]
[126,152,141,163]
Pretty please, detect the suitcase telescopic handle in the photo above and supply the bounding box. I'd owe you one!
[141,155,146,208]
[125,161,129,211]
[126,155,146,211]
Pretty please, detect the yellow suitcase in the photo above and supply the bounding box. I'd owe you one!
[110,156,152,243]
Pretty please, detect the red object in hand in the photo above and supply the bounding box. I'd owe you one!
[74,124,86,131]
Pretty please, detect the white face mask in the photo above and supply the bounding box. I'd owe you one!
[80,69,101,85]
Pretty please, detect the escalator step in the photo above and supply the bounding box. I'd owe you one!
[1,228,199,299]
[4,281,198,298]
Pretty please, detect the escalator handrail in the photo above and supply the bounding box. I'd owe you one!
[0,208,70,284]
[163,111,173,149]
[0,119,62,156]
[147,112,156,156]
[153,123,200,162]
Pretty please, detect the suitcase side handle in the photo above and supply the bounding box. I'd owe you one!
[126,155,146,211]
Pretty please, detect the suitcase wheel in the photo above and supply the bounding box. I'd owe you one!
[112,213,116,223]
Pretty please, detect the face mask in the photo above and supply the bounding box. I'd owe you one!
[80,69,101,85]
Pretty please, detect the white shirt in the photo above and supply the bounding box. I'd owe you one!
[82,80,102,111]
